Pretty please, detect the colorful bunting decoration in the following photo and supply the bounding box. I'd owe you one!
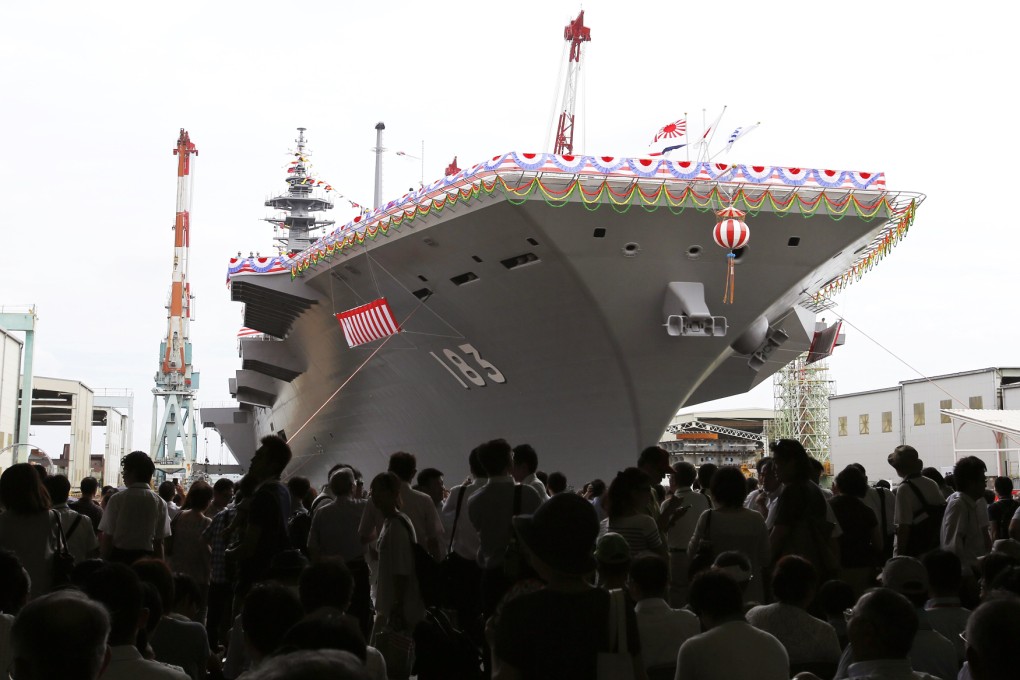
[336,298,401,348]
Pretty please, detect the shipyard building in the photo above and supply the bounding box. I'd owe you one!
[828,367,1020,482]
[659,408,771,474]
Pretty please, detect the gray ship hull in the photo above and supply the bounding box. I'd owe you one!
[204,154,920,484]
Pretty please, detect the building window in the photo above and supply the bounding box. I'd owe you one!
[859,414,870,435]
[969,396,984,410]
[882,411,893,433]
[941,399,953,424]
[838,416,847,437]
[914,402,925,426]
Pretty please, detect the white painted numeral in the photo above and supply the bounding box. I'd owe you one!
[432,344,507,389]
[458,343,507,384]
[443,349,486,387]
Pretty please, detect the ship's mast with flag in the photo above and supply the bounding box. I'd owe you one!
[264,128,335,254]
[151,129,200,478]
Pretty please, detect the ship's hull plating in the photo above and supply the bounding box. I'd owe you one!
[208,158,916,484]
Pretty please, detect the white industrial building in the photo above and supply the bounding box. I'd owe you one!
[0,327,22,461]
[829,367,1020,481]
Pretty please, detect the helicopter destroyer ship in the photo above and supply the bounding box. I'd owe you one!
[202,129,923,483]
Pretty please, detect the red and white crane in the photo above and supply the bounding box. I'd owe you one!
[151,129,200,473]
[552,10,591,155]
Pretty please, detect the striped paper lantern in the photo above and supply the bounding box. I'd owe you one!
[713,218,750,250]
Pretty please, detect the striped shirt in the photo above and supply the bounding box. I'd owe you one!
[599,514,663,556]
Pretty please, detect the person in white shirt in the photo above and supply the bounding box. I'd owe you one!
[511,443,550,502]
[308,469,372,638]
[746,555,841,673]
[82,563,189,680]
[941,456,991,575]
[676,570,789,680]
[628,554,699,675]
[888,445,946,557]
[359,452,444,559]
[369,472,426,634]
[9,590,111,680]
[44,474,99,564]
[664,461,711,606]
[98,451,172,563]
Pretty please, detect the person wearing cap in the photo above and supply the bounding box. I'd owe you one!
[888,445,946,557]
[833,557,957,680]
[628,554,698,677]
[941,456,991,576]
[594,532,632,589]
[490,493,645,679]
[839,588,941,680]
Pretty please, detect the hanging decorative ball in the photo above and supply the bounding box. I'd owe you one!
[712,206,750,305]
[713,206,750,250]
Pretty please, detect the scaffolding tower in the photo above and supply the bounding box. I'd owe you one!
[772,352,834,465]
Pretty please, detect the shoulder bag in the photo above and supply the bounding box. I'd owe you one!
[688,510,715,578]
[597,588,636,680]
[51,510,75,587]
[502,485,526,582]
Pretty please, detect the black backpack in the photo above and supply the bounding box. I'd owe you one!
[413,607,485,679]
[902,480,946,557]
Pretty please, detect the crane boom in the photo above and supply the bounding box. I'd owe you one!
[553,11,591,155]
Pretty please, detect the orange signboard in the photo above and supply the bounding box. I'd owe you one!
[675,432,719,440]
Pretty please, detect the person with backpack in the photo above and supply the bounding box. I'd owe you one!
[889,445,946,558]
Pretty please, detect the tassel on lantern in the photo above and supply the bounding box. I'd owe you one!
[712,206,750,305]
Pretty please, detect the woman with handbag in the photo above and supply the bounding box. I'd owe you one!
[0,464,58,598]
[370,472,425,680]
[687,467,771,604]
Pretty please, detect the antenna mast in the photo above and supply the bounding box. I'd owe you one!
[151,129,200,478]
[553,10,591,155]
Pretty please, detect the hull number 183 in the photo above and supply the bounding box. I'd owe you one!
[430,343,506,389]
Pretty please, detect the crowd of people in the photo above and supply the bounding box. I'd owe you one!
[1,436,1020,680]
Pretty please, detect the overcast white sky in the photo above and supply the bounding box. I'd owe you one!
[1,1,1015,464]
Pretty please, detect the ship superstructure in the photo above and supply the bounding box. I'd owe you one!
[264,128,335,254]
[202,142,923,482]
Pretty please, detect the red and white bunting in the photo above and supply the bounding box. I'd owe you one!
[335,298,401,348]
